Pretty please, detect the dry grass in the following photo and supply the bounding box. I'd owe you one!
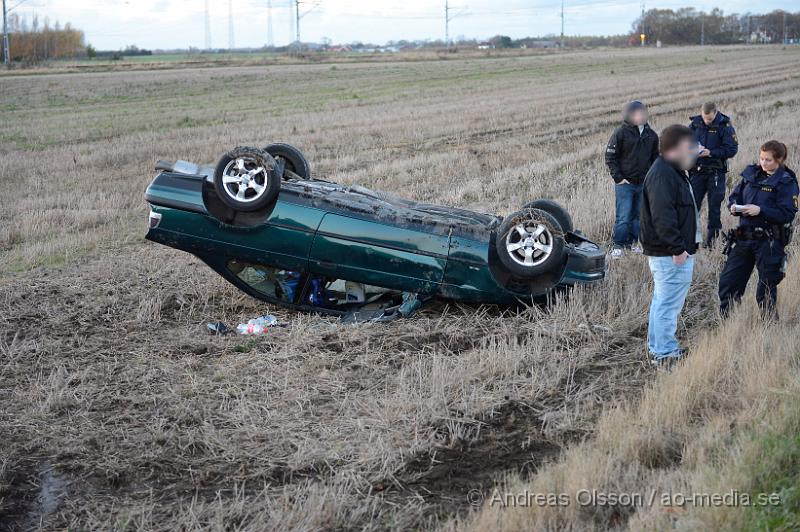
[460,262,800,532]
[1,45,799,530]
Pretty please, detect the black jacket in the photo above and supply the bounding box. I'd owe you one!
[640,157,699,257]
[605,122,659,184]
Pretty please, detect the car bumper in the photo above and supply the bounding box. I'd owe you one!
[560,267,607,285]
[560,236,607,286]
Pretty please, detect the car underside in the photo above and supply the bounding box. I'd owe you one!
[145,144,606,318]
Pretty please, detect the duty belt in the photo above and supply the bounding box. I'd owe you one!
[735,227,773,241]
[695,159,726,173]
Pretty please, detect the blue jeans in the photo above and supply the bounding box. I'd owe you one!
[613,183,643,247]
[647,255,694,359]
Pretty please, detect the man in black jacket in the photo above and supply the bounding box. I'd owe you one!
[640,125,702,368]
[605,101,659,259]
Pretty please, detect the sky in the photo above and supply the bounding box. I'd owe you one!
[8,0,789,50]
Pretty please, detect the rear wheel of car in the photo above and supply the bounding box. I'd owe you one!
[496,208,566,278]
[263,142,311,179]
[522,199,574,233]
[213,146,281,212]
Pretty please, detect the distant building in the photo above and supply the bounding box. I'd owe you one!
[748,30,772,43]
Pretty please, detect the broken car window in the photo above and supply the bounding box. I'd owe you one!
[227,260,300,303]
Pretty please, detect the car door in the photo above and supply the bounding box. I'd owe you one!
[308,213,449,294]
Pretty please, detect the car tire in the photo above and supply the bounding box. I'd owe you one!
[213,146,281,212]
[263,142,311,179]
[522,199,574,233]
[495,208,566,278]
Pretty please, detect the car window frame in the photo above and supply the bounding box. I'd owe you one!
[225,259,308,306]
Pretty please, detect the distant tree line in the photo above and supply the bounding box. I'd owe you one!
[1,13,85,62]
[91,45,153,60]
[633,8,799,45]
[2,6,797,64]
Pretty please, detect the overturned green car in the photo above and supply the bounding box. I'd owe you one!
[145,144,606,317]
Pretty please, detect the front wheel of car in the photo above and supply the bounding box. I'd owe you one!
[263,142,311,180]
[495,208,566,278]
[522,199,574,233]
[213,146,281,212]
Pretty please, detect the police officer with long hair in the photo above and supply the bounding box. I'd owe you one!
[719,141,799,317]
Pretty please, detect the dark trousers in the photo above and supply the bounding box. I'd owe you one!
[690,171,726,239]
[613,183,643,247]
[719,239,786,317]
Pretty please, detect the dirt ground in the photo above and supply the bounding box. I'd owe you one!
[1,45,799,530]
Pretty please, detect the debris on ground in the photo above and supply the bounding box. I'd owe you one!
[206,322,231,336]
[398,292,423,317]
[236,315,279,335]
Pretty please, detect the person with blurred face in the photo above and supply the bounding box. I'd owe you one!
[605,100,659,259]
[639,125,702,369]
[688,102,739,247]
[718,141,799,318]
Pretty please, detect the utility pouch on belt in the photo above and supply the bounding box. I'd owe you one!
[774,223,794,246]
[721,229,736,255]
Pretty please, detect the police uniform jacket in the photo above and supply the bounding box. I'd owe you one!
[728,164,799,231]
[689,112,738,173]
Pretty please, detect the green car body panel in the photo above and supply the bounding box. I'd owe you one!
[145,164,606,313]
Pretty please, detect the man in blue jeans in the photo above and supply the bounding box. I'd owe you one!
[639,125,702,369]
[605,101,659,259]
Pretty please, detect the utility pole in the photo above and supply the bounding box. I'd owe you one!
[228,0,234,50]
[560,0,565,49]
[640,1,646,46]
[204,0,212,49]
[445,0,449,48]
[700,12,705,46]
[266,0,273,48]
[444,1,465,50]
[783,11,788,45]
[294,1,320,49]
[2,0,10,65]
[295,0,300,44]
[746,15,751,43]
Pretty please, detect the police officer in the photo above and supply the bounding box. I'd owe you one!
[689,102,738,247]
[719,141,799,318]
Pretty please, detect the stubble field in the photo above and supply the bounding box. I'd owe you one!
[1,45,800,531]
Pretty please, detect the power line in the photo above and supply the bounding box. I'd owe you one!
[560,0,565,48]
